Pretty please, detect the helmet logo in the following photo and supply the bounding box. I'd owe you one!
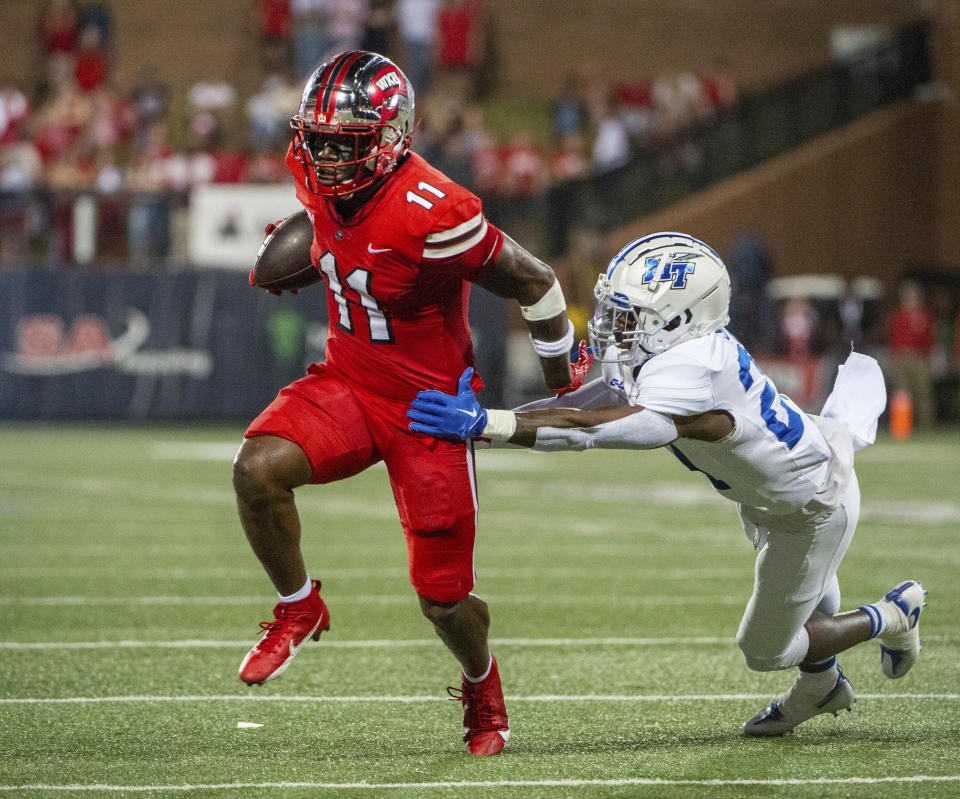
[375,71,401,91]
[370,67,407,122]
[641,256,695,289]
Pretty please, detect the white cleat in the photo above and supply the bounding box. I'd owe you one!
[874,580,927,679]
[743,667,855,737]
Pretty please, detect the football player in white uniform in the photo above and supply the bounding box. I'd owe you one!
[407,232,927,736]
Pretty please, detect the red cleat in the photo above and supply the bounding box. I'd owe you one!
[448,655,510,755]
[238,579,330,685]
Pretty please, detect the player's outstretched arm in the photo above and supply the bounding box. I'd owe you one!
[408,368,689,451]
[474,234,573,391]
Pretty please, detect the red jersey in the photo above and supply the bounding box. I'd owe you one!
[287,148,504,400]
[888,307,935,356]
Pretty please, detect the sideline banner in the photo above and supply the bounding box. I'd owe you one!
[0,271,508,420]
[188,184,302,268]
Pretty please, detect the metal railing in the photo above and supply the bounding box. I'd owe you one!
[0,21,931,269]
[541,19,931,256]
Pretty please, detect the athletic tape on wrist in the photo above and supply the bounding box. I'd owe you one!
[520,279,566,321]
[481,409,517,441]
[530,319,575,358]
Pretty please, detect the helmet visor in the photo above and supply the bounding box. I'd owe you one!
[290,119,386,197]
[301,131,372,163]
[588,277,671,362]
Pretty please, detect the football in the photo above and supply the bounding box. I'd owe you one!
[251,209,321,292]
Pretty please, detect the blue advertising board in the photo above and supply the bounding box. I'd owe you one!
[0,270,508,420]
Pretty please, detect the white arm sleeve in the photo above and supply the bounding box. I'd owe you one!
[513,378,618,412]
[532,408,678,452]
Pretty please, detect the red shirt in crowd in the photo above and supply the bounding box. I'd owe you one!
[888,305,936,356]
[258,0,291,38]
[437,0,481,68]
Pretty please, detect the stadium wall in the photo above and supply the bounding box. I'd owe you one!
[0,2,929,103]
[484,0,927,93]
[594,100,938,295]
[929,0,960,259]
[598,1,960,282]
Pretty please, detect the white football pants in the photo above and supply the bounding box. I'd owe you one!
[735,472,861,671]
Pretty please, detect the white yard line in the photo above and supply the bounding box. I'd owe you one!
[11,444,959,522]
[1,692,957,705]
[0,636,735,649]
[0,633,952,650]
[150,444,546,472]
[0,565,747,579]
[0,594,745,606]
[3,776,960,792]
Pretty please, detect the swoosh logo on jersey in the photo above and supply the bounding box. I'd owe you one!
[457,408,478,417]
[367,244,392,254]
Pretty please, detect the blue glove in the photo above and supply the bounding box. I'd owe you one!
[408,367,488,439]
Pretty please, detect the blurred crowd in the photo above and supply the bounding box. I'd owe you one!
[5,2,954,425]
[725,233,960,428]
[0,0,740,231]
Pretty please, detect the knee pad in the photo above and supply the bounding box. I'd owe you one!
[737,627,809,672]
[395,465,476,602]
[816,574,841,616]
[397,470,457,535]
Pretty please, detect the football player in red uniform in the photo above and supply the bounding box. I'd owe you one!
[233,51,577,756]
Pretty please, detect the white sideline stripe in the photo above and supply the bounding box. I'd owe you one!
[0,594,744,607]
[0,636,735,650]
[150,444,544,472]
[17,443,960,521]
[0,566,747,579]
[3,776,960,792]
[0,634,952,650]
[1,692,957,705]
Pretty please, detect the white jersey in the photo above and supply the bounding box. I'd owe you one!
[612,330,833,515]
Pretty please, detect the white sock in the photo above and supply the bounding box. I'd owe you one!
[858,599,900,639]
[796,658,839,695]
[464,653,493,684]
[278,575,312,603]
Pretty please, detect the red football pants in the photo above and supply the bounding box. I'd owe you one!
[245,363,479,601]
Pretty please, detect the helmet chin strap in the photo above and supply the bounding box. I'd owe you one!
[631,345,655,376]
[598,347,653,403]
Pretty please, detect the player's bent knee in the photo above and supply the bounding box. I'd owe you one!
[419,596,460,628]
[737,638,799,672]
[737,631,788,672]
[232,443,272,498]
[233,435,310,502]
[741,651,781,672]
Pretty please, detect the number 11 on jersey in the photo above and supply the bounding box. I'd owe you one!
[318,252,395,343]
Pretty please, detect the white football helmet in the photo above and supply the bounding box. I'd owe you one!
[588,232,731,369]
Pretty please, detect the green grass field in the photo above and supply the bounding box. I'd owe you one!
[1,423,958,798]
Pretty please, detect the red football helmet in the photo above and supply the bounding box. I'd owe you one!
[290,51,415,198]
